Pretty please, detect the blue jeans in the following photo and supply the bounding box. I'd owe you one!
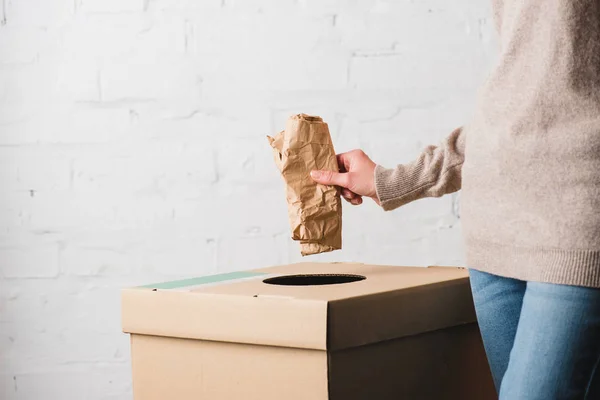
[469,269,600,399]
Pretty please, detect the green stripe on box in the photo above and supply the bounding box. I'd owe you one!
[139,271,267,290]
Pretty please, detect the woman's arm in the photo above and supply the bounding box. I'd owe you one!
[310,127,466,210]
[375,126,465,210]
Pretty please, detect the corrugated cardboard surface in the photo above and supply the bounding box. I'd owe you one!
[327,323,496,399]
[124,263,495,400]
[130,324,495,400]
[122,263,476,350]
[131,335,329,400]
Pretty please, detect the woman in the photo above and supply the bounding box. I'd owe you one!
[310,1,600,398]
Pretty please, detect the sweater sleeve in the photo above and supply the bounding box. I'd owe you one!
[374,127,466,211]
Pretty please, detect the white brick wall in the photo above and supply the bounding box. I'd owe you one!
[0,0,496,398]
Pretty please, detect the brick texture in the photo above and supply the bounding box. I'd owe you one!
[0,0,495,398]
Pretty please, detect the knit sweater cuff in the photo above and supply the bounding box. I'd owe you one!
[375,162,429,211]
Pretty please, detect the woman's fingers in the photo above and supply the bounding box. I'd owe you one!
[310,170,350,188]
[311,170,362,205]
[350,196,363,205]
[337,153,351,172]
[341,188,363,205]
[341,188,356,200]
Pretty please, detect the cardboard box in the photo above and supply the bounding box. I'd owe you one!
[122,263,495,400]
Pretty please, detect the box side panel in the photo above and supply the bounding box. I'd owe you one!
[130,334,329,400]
[122,289,328,350]
[328,323,496,400]
[328,278,477,350]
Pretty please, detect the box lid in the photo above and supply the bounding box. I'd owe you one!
[122,263,475,351]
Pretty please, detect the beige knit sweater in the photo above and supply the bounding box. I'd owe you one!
[375,0,600,288]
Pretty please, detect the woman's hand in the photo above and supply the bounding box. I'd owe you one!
[310,149,379,206]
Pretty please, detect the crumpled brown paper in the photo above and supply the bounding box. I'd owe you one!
[267,114,342,256]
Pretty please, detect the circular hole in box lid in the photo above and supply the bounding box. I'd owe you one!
[263,274,366,286]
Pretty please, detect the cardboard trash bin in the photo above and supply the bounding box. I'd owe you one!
[122,263,496,400]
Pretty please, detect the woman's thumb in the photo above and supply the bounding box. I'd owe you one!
[310,170,349,188]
